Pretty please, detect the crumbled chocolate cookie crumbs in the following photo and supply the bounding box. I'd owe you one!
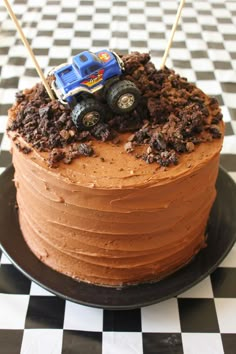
[9,52,222,167]
[78,143,94,156]
[206,125,222,139]
[186,142,195,152]
[90,123,111,141]
[48,148,65,168]
[124,142,134,153]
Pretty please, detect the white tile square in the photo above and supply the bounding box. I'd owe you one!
[223,93,236,109]
[216,70,236,83]
[102,332,143,354]
[21,329,63,354]
[178,277,213,298]
[0,167,6,175]
[63,301,103,331]
[30,282,54,296]
[176,69,196,83]
[0,294,29,329]
[182,333,224,354]
[0,89,18,105]
[0,134,11,151]
[215,299,236,333]
[0,252,12,264]
[0,116,8,132]
[220,106,232,123]
[141,298,181,333]
[222,135,236,154]
[191,59,214,72]
[196,80,222,95]
[49,46,71,59]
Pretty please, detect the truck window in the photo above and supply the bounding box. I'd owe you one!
[79,54,88,62]
[88,64,100,73]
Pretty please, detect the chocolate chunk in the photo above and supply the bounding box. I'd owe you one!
[91,123,111,141]
[124,141,134,153]
[78,143,94,156]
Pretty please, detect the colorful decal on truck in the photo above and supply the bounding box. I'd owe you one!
[97,51,111,63]
[81,69,104,87]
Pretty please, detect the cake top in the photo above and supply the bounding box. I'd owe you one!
[8,52,223,169]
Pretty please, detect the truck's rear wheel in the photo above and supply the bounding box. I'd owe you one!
[106,80,141,114]
[72,98,104,130]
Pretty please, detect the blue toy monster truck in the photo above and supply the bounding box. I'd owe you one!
[50,49,141,130]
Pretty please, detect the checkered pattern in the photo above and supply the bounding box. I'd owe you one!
[0,0,236,353]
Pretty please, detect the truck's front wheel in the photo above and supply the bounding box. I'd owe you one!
[72,98,104,130]
[106,80,141,114]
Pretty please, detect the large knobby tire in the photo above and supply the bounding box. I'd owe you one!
[72,98,104,130]
[106,80,141,114]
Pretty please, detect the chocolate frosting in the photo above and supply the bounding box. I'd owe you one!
[10,123,224,286]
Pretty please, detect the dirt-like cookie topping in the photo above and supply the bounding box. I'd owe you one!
[8,52,222,167]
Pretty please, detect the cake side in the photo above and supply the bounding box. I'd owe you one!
[11,137,221,286]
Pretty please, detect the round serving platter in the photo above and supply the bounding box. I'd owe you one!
[0,165,235,310]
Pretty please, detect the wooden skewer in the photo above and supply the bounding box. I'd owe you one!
[3,0,55,100]
[160,0,186,69]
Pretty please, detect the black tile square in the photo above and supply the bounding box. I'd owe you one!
[221,334,236,354]
[77,15,93,21]
[25,296,65,329]
[0,264,31,294]
[54,39,71,46]
[143,333,183,354]
[224,122,235,136]
[220,154,236,172]
[74,31,91,38]
[103,309,141,332]
[221,82,236,93]
[130,40,148,48]
[0,77,19,89]
[8,57,26,66]
[58,22,74,29]
[0,330,23,354]
[37,30,53,36]
[214,61,233,70]
[223,34,236,41]
[229,108,236,121]
[172,60,191,69]
[190,50,208,59]
[94,23,109,29]
[49,58,67,66]
[0,151,12,168]
[32,48,49,56]
[217,18,232,24]
[211,268,236,298]
[62,330,102,354]
[172,41,186,48]
[213,94,224,106]
[178,299,219,333]
[131,23,146,30]
[195,71,215,80]
[24,68,40,77]
[92,40,109,47]
[202,25,218,32]
[0,104,11,116]
[0,47,9,55]
[207,42,225,50]
[96,8,110,13]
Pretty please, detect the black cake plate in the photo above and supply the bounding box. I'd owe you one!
[0,165,236,310]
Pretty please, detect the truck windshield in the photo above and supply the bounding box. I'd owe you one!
[90,53,102,63]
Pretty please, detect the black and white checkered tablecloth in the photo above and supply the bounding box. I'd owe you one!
[0,1,236,353]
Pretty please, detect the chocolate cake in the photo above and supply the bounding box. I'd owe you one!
[7,53,224,286]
